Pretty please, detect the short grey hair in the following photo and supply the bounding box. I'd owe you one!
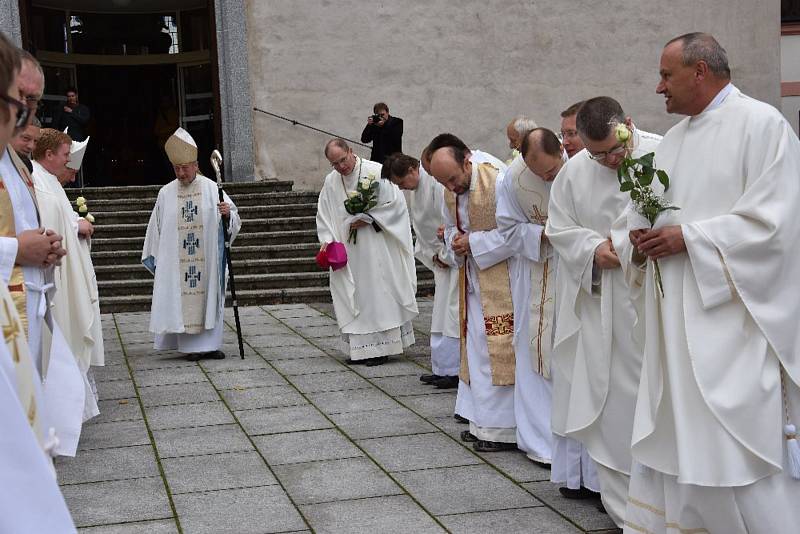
[512,116,538,136]
[667,32,730,79]
[30,115,41,128]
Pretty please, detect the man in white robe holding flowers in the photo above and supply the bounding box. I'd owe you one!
[615,32,800,533]
[316,138,417,367]
[545,97,661,526]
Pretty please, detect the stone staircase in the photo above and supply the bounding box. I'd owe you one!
[67,181,433,314]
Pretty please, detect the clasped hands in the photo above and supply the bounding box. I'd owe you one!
[452,232,471,257]
[17,228,66,268]
[629,225,685,260]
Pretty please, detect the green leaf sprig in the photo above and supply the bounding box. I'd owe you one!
[616,149,679,297]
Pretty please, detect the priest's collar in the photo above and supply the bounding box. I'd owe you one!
[702,83,736,114]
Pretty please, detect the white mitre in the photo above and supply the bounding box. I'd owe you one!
[165,127,197,165]
[66,136,89,170]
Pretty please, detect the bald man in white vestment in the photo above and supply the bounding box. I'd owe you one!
[546,97,661,526]
[316,139,418,367]
[430,133,517,453]
[496,128,567,467]
[615,33,800,534]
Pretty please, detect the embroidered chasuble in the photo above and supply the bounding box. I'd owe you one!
[1,283,43,446]
[445,163,515,386]
[177,179,206,334]
[510,165,553,379]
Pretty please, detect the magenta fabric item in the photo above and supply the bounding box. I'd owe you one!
[326,241,348,271]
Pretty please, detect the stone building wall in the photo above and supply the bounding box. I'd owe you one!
[246,0,780,190]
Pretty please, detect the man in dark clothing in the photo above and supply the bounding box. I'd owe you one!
[54,87,90,141]
[360,102,403,164]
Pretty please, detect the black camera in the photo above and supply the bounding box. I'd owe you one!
[371,114,383,123]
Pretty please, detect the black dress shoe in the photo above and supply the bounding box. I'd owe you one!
[208,350,226,360]
[559,486,600,500]
[345,358,368,365]
[186,352,203,362]
[473,440,517,453]
[365,356,388,367]
[460,430,478,443]
[454,414,469,424]
[433,375,458,389]
[419,374,443,384]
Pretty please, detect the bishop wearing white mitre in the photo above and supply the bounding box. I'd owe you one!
[143,127,240,361]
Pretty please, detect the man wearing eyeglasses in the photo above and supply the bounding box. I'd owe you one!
[545,96,661,527]
[316,138,418,367]
[559,101,585,159]
[10,115,40,173]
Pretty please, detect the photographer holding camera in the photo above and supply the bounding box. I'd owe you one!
[360,102,403,164]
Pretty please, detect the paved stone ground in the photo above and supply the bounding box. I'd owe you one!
[56,299,619,534]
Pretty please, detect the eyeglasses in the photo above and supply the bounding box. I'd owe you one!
[558,129,579,141]
[24,95,40,110]
[0,94,30,128]
[329,153,351,168]
[587,144,627,162]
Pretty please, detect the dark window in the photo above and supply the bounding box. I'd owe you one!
[69,12,177,55]
[30,7,67,52]
[783,0,800,23]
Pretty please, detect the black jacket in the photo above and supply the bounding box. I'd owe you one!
[360,116,403,164]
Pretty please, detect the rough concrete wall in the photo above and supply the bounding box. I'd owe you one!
[246,0,780,191]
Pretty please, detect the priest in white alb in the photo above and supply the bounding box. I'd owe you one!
[383,151,459,387]
[545,97,661,526]
[316,138,417,367]
[0,38,76,531]
[550,100,601,501]
[615,33,800,533]
[142,127,240,361]
[429,133,518,453]
[497,127,567,466]
[33,129,103,424]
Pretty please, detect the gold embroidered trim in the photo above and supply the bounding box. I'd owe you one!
[627,497,666,517]
[484,313,514,336]
[664,524,709,534]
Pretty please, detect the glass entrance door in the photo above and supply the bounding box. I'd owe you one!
[178,62,215,178]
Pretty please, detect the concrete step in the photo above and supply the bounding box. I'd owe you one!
[65,180,295,200]
[91,243,320,265]
[98,268,434,295]
[92,203,317,225]
[90,230,319,252]
[99,279,435,314]
[81,191,319,213]
[95,258,435,280]
[93,216,317,238]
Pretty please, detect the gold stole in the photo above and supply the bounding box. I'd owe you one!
[511,166,553,379]
[177,179,207,334]
[445,163,515,386]
[0,151,39,333]
[1,263,43,446]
